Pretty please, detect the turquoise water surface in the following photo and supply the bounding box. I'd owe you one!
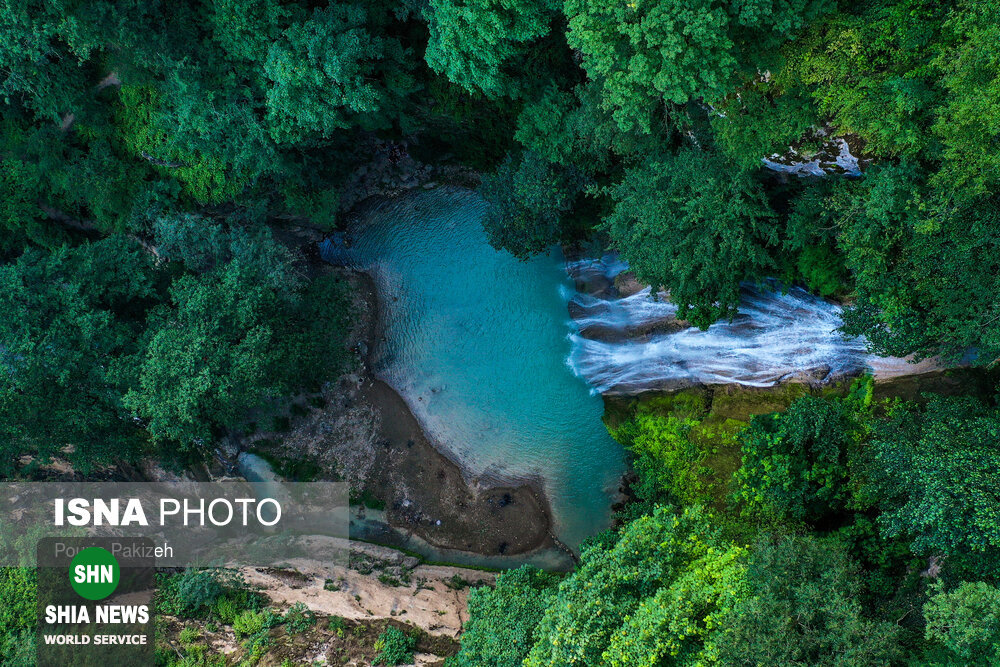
[326,187,625,549]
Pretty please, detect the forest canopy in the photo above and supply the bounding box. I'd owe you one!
[2,0,998,364]
[2,0,1000,665]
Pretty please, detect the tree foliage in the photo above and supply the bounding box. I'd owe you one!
[451,566,559,667]
[611,413,711,506]
[0,221,351,466]
[734,396,854,523]
[0,568,36,665]
[838,165,1000,362]
[931,0,1000,199]
[263,4,414,142]
[603,149,777,328]
[856,396,1000,578]
[714,536,902,666]
[563,0,829,133]
[563,0,736,133]
[0,237,154,472]
[425,0,558,98]
[525,506,747,666]
[922,580,1000,665]
[479,151,587,259]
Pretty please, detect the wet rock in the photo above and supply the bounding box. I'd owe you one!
[217,434,241,460]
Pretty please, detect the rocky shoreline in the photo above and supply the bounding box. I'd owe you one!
[336,139,481,217]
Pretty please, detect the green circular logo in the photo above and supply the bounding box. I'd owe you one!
[69,547,120,601]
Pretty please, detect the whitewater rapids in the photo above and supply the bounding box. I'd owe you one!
[564,255,938,395]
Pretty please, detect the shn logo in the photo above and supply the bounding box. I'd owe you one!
[68,547,120,601]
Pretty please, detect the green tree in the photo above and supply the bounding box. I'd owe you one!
[856,396,1000,578]
[563,0,736,133]
[525,506,747,666]
[0,148,54,249]
[125,272,279,445]
[124,219,351,448]
[563,0,828,133]
[709,78,823,170]
[513,82,665,174]
[837,164,1000,362]
[0,237,154,472]
[451,566,559,667]
[425,0,558,98]
[715,536,902,666]
[782,2,946,159]
[3,109,154,236]
[479,151,586,259]
[208,0,301,66]
[123,228,297,446]
[0,0,104,121]
[777,181,852,299]
[923,581,1000,665]
[611,413,710,506]
[263,4,414,143]
[152,212,230,272]
[931,0,1000,199]
[601,543,745,666]
[0,568,36,665]
[603,149,777,328]
[117,72,274,206]
[734,396,853,523]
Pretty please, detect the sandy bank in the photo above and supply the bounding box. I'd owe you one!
[242,541,494,639]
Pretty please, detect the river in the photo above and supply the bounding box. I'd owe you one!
[323,186,929,551]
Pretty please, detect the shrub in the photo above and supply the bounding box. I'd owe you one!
[213,596,239,624]
[284,602,316,634]
[178,626,201,646]
[233,610,268,638]
[156,569,264,620]
[611,413,711,505]
[374,626,416,666]
[171,570,226,617]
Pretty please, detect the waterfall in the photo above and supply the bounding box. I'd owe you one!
[565,255,936,394]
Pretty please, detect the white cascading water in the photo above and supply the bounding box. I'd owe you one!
[565,254,934,394]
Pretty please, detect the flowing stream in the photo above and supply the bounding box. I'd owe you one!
[321,187,934,553]
[565,255,935,394]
